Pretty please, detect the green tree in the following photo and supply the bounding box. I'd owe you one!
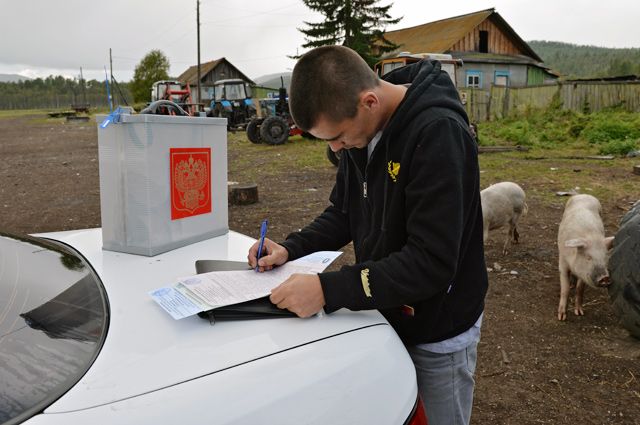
[298,0,401,66]
[608,58,634,76]
[130,50,170,102]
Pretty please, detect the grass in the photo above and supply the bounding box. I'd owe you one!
[458,106,640,207]
[3,105,638,208]
[0,109,51,119]
[227,132,328,181]
[478,106,640,156]
[0,106,113,125]
[479,149,639,207]
[224,105,639,210]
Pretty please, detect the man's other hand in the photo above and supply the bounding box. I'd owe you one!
[270,273,326,318]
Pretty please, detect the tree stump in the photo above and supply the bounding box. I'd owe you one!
[229,183,259,205]
[633,165,640,176]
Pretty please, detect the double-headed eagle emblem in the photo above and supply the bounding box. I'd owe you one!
[174,155,208,212]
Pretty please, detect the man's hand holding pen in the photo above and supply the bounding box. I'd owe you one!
[247,237,289,272]
[248,232,326,318]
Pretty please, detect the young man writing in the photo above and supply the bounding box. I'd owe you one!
[248,45,487,425]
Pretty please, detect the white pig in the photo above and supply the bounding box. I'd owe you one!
[480,182,528,255]
[557,194,614,321]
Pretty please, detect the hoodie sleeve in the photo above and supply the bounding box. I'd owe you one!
[280,155,352,260]
[319,116,480,312]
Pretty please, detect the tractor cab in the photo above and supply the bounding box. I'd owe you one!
[208,79,256,130]
[149,80,199,116]
[151,80,185,102]
[213,79,251,102]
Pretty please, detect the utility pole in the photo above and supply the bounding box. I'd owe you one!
[196,0,201,109]
[79,67,87,106]
[109,48,114,110]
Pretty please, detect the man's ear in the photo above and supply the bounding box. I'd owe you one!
[360,91,379,110]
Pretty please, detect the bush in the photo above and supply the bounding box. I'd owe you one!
[495,120,532,145]
[568,115,588,137]
[539,120,572,144]
[480,107,639,152]
[598,139,639,156]
[581,112,640,144]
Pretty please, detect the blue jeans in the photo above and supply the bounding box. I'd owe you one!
[406,343,478,425]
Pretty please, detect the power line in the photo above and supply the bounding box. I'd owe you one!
[117,10,194,55]
[229,54,295,63]
[200,1,310,24]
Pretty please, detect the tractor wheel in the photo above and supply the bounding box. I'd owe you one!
[326,145,342,167]
[259,116,289,145]
[246,119,262,144]
[607,201,640,339]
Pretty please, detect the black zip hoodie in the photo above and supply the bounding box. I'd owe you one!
[281,60,488,344]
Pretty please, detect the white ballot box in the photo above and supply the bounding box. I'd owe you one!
[96,113,228,256]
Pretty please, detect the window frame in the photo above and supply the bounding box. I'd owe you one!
[465,70,482,88]
[494,70,510,87]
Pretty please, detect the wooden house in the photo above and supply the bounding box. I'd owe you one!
[177,58,255,103]
[382,8,558,89]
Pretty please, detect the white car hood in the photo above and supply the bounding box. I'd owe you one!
[37,229,389,413]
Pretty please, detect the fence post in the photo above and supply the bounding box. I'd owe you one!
[483,88,488,121]
[503,86,510,118]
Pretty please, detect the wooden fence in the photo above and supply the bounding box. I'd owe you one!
[459,81,640,122]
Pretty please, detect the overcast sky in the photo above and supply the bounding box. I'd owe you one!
[1,0,638,82]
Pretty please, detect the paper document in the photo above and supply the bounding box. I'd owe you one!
[150,251,342,319]
[149,287,202,320]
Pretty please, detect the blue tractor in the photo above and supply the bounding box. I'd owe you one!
[207,79,256,131]
[245,84,293,146]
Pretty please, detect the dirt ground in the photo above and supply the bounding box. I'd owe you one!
[1,113,639,424]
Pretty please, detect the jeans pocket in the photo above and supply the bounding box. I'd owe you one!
[465,344,478,374]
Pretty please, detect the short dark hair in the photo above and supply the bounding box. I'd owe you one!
[289,45,379,131]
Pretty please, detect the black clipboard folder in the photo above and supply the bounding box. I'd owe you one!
[194,260,295,322]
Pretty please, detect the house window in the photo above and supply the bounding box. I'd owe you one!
[466,71,482,88]
[494,71,509,87]
[479,30,488,53]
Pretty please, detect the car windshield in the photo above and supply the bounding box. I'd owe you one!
[0,233,108,424]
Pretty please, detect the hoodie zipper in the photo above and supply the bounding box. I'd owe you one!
[348,152,370,207]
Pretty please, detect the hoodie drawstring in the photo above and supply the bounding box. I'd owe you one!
[341,151,350,214]
[380,140,389,232]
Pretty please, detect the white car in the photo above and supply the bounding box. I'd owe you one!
[0,228,425,424]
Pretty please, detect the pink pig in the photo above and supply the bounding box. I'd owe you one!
[481,181,528,255]
[557,194,614,321]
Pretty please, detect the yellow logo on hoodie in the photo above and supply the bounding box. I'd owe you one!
[387,161,400,182]
[361,268,372,297]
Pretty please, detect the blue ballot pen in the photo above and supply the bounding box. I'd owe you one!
[255,219,268,272]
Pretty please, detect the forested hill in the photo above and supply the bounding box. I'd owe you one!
[528,40,640,79]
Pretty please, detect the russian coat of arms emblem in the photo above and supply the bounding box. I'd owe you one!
[170,148,211,220]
